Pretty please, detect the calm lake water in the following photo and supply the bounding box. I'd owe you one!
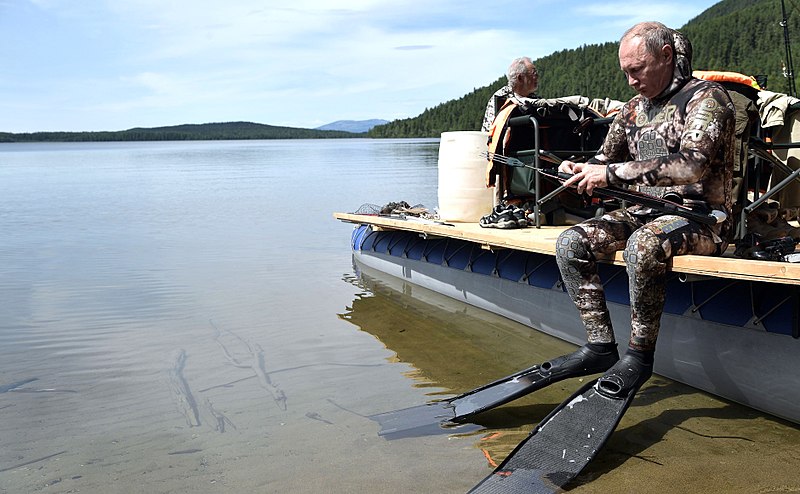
[2,139,800,494]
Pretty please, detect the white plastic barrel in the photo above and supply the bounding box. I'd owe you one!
[437,131,495,222]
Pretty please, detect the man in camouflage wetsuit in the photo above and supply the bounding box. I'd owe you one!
[554,22,736,390]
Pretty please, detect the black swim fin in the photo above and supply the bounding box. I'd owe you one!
[468,353,652,493]
[369,344,618,439]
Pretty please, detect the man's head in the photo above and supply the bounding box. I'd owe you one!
[619,22,675,99]
[507,57,539,96]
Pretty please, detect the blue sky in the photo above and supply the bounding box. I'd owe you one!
[0,0,720,132]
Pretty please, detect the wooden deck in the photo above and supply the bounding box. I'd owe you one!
[335,212,800,286]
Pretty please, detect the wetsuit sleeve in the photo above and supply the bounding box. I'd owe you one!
[605,86,733,188]
[587,111,629,166]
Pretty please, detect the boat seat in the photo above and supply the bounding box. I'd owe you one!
[490,99,612,226]
[695,71,800,242]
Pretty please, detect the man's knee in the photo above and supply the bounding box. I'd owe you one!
[623,228,665,275]
[556,227,591,265]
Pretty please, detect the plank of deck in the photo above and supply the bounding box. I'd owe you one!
[334,212,800,286]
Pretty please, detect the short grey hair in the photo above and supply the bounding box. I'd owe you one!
[621,21,675,59]
[506,57,536,89]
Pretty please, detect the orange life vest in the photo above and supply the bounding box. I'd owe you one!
[693,70,762,90]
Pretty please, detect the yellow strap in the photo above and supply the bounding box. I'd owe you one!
[486,101,518,187]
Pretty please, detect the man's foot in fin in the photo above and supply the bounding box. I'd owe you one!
[536,342,620,382]
[595,349,653,399]
[468,349,653,494]
[449,343,619,420]
[370,343,619,438]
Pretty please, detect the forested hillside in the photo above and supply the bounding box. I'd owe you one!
[370,0,799,138]
[0,121,358,143]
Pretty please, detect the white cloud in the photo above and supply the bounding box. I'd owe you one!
[0,0,721,131]
[573,2,706,31]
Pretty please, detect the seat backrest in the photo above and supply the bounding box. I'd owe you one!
[694,71,761,209]
[722,82,760,220]
[494,101,610,200]
[504,101,608,157]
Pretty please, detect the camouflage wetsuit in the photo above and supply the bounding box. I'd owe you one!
[555,62,735,352]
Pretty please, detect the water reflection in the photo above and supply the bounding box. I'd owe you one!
[339,258,584,464]
[339,256,800,492]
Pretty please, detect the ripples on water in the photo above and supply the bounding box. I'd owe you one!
[2,139,800,493]
[0,139,492,493]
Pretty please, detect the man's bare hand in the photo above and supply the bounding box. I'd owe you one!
[558,160,577,175]
[559,162,608,196]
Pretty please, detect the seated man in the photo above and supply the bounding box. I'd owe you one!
[481,57,539,132]
[378,29,735,485]
[555,22,736,394]
[394,25,735,490]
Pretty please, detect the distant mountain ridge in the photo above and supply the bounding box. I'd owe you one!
[0,120,392,142]
[0,121,361,142]
[315,119,389,133]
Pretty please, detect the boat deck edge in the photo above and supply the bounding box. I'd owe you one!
[334,212,800,286]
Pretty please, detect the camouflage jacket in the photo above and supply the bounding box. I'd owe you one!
[590,77,736,229]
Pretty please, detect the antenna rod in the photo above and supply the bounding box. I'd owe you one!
[781,0,797,96]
